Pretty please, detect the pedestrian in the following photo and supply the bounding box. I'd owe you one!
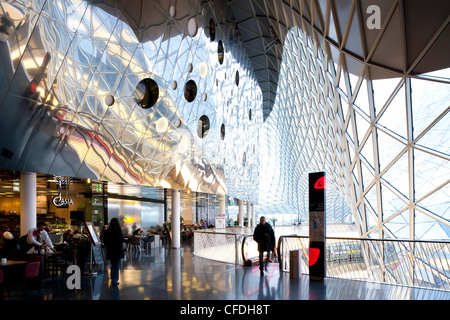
[253,216,275,276]
[103,218,125,285]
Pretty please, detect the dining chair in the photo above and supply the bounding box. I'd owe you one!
[24,261,41,296]
[48,249,77,279]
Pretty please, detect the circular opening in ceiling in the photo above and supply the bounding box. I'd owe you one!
[218,40,224,65]
[169,6,176,18]
[198,115,210,138]
[199,62,208,78]
[187,18,198,37]
[209,18,215,41]
[155,117,169,133]
[184,80,197,102]
[220,123,225,140]
[105,94,115,106]
[235,70,239,86]
[135,78,159,109]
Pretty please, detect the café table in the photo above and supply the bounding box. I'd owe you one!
[0,260,29,299]
[26,251,63,282]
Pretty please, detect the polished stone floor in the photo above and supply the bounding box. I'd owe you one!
[5,243,447,302]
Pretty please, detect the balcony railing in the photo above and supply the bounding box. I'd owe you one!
[194,229,450,291]
[278,235,450,291]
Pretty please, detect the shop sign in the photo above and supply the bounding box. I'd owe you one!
[53,175,73,189]
[53,192,73,207]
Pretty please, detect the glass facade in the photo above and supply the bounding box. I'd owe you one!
[0,0,447,246]
[257,25,449,240]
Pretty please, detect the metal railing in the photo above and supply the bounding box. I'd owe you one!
[278,235,450,291]
[194,229,246,265]
[194,230,450,291]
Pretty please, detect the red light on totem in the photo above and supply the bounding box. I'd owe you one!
[309,248,320,266]
[314,176,325,189]
[31,82,37,93]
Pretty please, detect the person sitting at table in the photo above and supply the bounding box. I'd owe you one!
[27,222,56,253]
[62,229,72,243]
[72,230,82,239]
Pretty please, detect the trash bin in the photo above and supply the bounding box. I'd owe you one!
[290,250,301,278]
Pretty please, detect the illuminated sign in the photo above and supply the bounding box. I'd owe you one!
[313,176,325,189]
[53,175,73,189]
[309,172,326,280]
[53,193,73,207]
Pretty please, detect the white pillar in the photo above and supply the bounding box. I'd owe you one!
[251,204,255,228]
[219,197,226,215]
[20,171,37,236]
[238,200,244,226]
[171,189,181,248]
[172,249,181,299]
[246,202,250,227]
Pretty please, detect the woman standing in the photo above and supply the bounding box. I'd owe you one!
[103,218,125,285]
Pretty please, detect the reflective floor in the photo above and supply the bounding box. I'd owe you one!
[6,244,450,301]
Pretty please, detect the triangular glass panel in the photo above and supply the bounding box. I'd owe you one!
[371,77,401,116]
[364,183,378,214]
[360,156,375,189]
[414,182,449,219]
[415,112,449,157]
[413,208,445,240]
[365,204,378,231]
[354,109,370,146]
[338,67,349,98]
[380,181,408,221]
[348,72,360,99]
[411,77,450,140]
[383,209,410,239]
[354,79,371,117]
[346,114,356,154]
[376,127,407,173]
[413,147,450,201]
[381,150,409,198]
[360,132,375,171]
[377,82,407,139]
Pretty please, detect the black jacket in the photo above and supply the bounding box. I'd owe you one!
[253,223,275,252]
[103,228,125,260]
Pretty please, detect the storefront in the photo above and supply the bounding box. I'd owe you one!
[0,170,106,241]
[0,169,228,249]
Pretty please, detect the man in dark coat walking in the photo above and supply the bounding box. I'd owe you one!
[253,216,276,275]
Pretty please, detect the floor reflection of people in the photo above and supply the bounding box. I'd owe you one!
[258,271,276,299]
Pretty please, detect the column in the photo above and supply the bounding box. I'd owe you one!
[20,171,37,236]
[251,204,255,228]
[246,201,250,227]
[171,189,181,248]
[219,197,226,216]
[238,199,243,226]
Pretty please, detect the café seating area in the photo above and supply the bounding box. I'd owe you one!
[0,236,103,299]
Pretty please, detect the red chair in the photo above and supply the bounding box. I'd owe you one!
[24,262,41,296]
